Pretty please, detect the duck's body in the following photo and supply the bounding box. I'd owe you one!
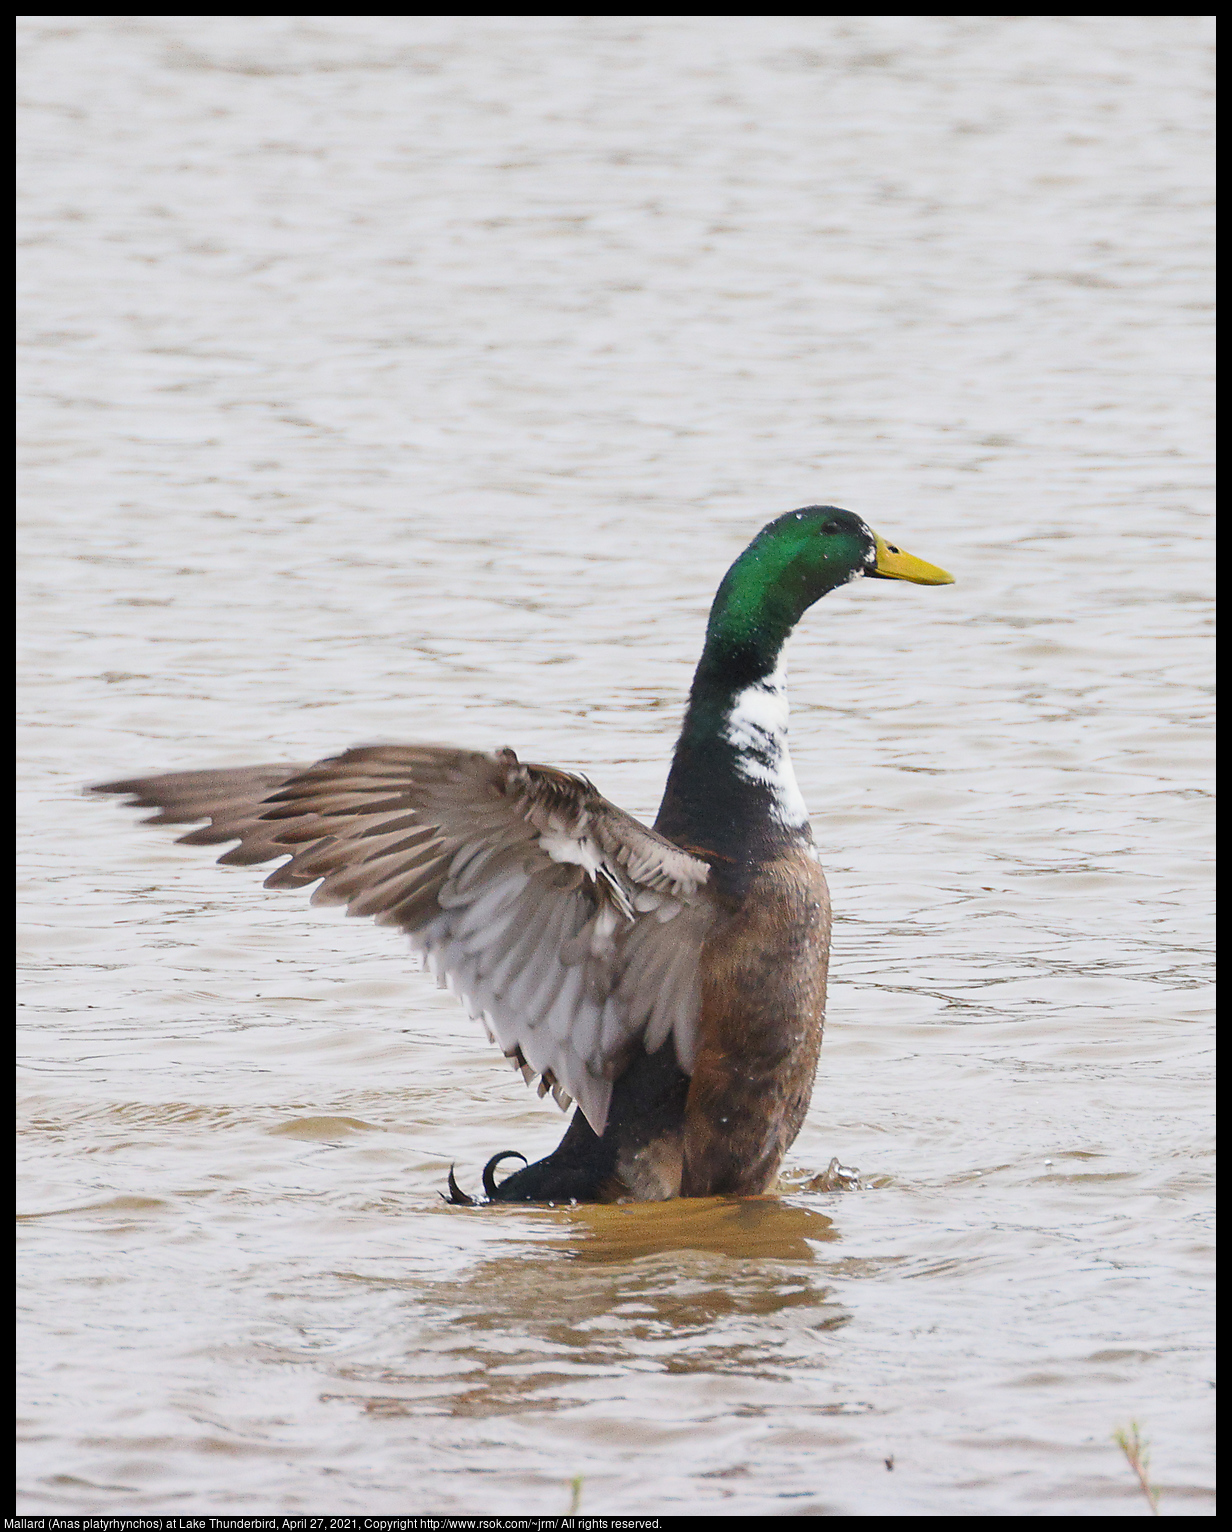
[93,506,951,1202]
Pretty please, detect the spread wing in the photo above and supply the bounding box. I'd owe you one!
[92,745,717,1135]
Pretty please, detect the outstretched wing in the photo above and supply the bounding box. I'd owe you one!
[92,745,717,1135]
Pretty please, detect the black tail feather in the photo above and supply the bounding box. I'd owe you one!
[443,1164,475,1205]
[482,1150,529,1199]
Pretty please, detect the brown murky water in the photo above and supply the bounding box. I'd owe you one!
[18,15,1214,1516]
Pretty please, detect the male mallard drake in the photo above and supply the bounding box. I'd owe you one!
[93,506,952,1203]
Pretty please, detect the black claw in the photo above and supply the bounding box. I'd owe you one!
[443,1164,475,1206]
[482,1150,529,1200]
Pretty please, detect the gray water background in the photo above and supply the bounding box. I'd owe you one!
[17,15,1214,1516]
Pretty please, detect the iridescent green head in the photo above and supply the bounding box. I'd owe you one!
[702,505,953,677]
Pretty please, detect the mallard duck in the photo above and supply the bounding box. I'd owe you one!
[92,506,952,1203]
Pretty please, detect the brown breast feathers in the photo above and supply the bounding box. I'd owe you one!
[682,847,831,1197]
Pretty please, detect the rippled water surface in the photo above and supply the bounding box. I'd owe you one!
[17,15,1214,1516]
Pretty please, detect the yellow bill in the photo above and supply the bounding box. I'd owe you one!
[871,532,954,585]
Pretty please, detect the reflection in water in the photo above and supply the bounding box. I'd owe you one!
[325,1199,847,1424]
[484,1194,837,1264]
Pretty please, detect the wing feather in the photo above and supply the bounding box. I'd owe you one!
[91,744,717,1135]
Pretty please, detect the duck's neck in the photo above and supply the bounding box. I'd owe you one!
[655,567,813,881]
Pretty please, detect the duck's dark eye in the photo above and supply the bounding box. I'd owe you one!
[821,519,846,536]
